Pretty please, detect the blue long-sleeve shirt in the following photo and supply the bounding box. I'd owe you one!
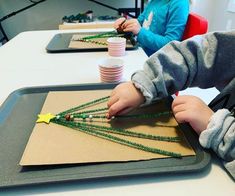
[137,0,190,56]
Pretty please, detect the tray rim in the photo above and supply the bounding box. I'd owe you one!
[0,83,211,188]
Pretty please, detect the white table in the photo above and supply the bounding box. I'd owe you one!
[0,30,234,195]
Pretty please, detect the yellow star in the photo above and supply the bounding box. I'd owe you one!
[36,113,56,124]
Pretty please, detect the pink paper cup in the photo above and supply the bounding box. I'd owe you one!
[98,58,124,83]
[107,37,126,57]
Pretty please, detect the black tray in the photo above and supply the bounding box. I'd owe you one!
[46,32,137,53]
[0,83,211,188]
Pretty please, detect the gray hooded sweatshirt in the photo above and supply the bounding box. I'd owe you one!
[131,30,235,179]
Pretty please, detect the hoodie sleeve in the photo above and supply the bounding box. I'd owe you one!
[132,31,235,105]
[199,109,235,180]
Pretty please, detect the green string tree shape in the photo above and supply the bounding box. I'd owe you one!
[72,31,134,46]
[36,96,182,158]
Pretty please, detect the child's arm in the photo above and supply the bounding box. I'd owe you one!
[108,31,235,116]
[132,31,235,105]
[172,95,235,180]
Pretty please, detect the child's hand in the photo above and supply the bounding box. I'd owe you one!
[172,95,214,135]
[121,19,141,35]
[114,17,126,30]
[107,82,145,118]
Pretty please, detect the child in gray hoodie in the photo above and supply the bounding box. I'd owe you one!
[107,30,235,180]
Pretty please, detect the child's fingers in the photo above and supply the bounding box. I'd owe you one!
[108,100,129,118]
[121,20,131,28]
[122,20,136,29]
[172,104,186,114]
[119,17,126,24]
[115,107,133,116]
[174,110,188,124]
[110,89,117,97]
[123,24,138,33]
[107,95,119,108]
[172,96,188,108]
[123,26,134,32]
[114,18,126,29]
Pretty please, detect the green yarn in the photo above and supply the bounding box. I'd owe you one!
[82,31,124,40]
[52,119,181,158]
[77,38,108,46]
[75,31,125,46]
[51,96,182,158]
[58,96,109,116]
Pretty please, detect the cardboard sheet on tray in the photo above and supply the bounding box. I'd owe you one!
[20,90,195,166]
[69,34,133,49]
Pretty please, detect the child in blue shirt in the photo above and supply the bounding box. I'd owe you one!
[114,0,190,56]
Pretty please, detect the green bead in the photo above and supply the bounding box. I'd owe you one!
[81,114,87,119]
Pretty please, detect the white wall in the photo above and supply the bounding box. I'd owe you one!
[191,0,235,31]
[210,0,235,31]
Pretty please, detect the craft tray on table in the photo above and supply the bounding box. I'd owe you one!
[0,83,211,188]
[46,32,137,53]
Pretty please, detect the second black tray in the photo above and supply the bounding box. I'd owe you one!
[46,32,137,53]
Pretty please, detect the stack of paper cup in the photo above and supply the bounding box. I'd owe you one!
[107,37,126,57]
[99,58,124,83]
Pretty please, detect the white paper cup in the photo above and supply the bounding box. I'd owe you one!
[107,37,126,57]
[98,58,124,83]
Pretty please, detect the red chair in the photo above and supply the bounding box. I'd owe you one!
[182,12,208,40]
[175,13,208,96]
